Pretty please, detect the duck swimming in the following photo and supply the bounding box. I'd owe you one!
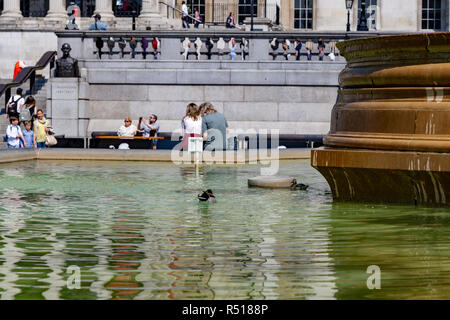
[290,179,309,190]
[198,189,216,202]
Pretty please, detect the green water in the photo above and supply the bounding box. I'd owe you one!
[0,160,449,300]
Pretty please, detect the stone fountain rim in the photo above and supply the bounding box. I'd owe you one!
[337,32,450,59]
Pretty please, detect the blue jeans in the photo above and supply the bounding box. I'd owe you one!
[7,144,19,149]
[182,16,190,28]
[37,142,46,148]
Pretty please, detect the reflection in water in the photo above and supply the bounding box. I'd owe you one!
[0,160,448,299]
[0,191,26,299]
[328,203,450,299]
[105,208,145,300]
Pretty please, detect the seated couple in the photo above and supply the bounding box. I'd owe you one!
[117,115,159,137]
[179,102,228,151]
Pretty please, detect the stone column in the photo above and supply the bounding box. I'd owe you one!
[44,0,67,28]
[95,0,115,22]
[0,0,22,25]
[139,0,168,30]
[279,0,292,30]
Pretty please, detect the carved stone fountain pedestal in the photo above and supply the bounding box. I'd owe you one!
[312,33,450,206]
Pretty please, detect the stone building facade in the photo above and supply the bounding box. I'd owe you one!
[1,0,450,31]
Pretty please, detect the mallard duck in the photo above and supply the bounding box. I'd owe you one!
[198,189,216,203]
[290,179,309,190]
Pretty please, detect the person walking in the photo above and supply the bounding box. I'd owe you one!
[181,2,190,29]
[34,109,50,148]
[5,88,25,120]
[201,102,229,151]
[19,95,36,123]
[180,103,202,151]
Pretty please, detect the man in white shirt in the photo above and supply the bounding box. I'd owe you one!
[5,88,25,119]
[181,1,190,28]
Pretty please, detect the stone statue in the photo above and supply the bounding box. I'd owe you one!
[65,2,80,30]
[55,43,80,78]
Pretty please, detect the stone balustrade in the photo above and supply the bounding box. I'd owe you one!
[56,30,397,62]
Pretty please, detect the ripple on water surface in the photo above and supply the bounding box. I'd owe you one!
[0,160,449,299]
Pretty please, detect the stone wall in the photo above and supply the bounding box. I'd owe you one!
[84,84,338,135]
[0,31,57,79]
[46,60,343,137]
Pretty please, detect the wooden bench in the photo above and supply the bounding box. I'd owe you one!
[90,132,164,149]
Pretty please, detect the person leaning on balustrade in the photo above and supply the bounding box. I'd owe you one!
[88,13,107,30]
[305,39,314,61]
[295,38,302,61]
[230,39,237,61]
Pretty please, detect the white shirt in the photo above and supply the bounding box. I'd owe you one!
[183,116,202,135]
[8,95,25,113]
[182,4,188,16]
[117,124,137,137]
[6,124,23,147]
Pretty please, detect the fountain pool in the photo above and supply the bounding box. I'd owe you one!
[0,160,449,299]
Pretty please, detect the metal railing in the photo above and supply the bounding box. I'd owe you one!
[159,1,277,26]
[0,51,57,108]
[159,1,203,24]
